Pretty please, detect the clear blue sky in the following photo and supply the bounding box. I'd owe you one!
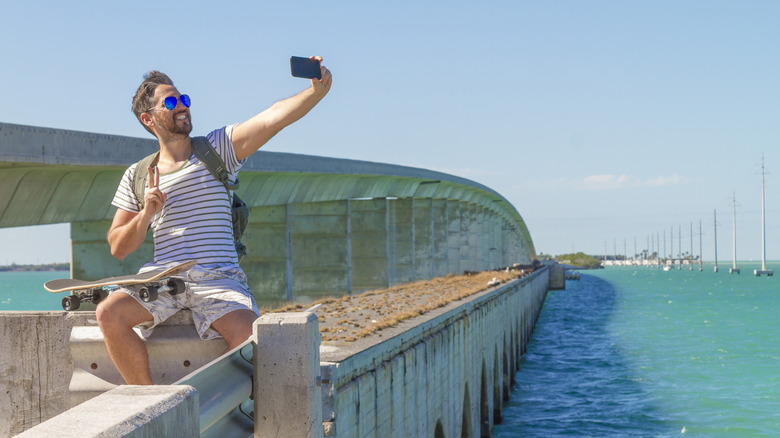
[1,1,779,264]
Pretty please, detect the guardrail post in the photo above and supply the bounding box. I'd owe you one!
[254,312,322,437]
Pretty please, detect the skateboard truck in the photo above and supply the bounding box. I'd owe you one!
[139,278,186,303]
[61,288,109,312]
[61,277,186,311]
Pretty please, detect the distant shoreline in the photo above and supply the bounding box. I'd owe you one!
[0,263,69,272]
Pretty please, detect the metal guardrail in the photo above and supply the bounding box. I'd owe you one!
[176,339,254,437]
[175,305,322,436]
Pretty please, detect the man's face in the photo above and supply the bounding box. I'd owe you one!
[149,84,192,137]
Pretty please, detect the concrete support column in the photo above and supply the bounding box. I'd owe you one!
[549,263,566,290]
[254,312,322,438]
[432,199,449,277]
[349,198,388,294]
[487,211,501,269]
[501,221,511,267]
[507,227,523,265]
[242,205,288,307]
[291,201,349,302]
[476,206,487,271]
[413,198,433,280]
[71,219,151,280]
[447,200,462,275]
[460,202,476,272]
[387,198,415,286]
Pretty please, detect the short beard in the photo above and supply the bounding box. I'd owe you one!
[157,111,192,137]
[170,122,193,136]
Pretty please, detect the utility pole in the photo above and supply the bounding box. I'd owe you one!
[713,209,718,273]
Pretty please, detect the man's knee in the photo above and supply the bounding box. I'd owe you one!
[96,293,152,331]
[213,309,258,348]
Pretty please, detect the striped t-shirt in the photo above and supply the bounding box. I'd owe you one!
[111,125,245,270]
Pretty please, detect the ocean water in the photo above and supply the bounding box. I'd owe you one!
[495,262,780,437]
[0,271,70,311]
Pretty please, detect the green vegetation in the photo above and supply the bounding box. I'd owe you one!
[0,263,69,272]
[552,252,603,269]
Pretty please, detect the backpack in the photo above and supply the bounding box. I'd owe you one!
[131,136,249,262]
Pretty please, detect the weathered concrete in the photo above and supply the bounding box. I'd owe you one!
[0,266,550,437]
[241,204,289,303]
[291,201,350,303]
[548,261,567,290]
[255,312,322,437]
[0,310,225,437]
[319,267,549,437]
[350,198,389,292]
[14,385,199,438]
[0,311,93,437]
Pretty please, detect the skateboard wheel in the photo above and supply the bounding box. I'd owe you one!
[91,289,106,304]
[62,295,81,311]
[167,278,186,296]
[140,286,159,303]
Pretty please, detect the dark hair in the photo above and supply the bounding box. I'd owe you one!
[131,71,174,135]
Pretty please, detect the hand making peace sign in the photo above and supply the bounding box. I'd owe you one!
[144,166,167,216]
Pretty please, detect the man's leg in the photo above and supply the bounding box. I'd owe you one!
[95,293,155,385]
[210,309,259,350]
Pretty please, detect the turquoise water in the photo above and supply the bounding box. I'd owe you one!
[0,271,70,310]
[495,263,780,437]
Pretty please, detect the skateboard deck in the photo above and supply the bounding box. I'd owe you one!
[45,260,197,311]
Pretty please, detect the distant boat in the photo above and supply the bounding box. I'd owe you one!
[755,155,773,277]
[663,265,673,272]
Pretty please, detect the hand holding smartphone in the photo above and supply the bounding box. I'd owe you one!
[290,56,322,80]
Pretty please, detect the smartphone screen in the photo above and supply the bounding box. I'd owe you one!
[290,56,321,80]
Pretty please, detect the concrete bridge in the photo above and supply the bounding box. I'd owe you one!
[2,268,554,437]
[0,122,555,437]
[0,122,534,307]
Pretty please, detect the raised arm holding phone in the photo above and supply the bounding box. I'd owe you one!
[100,57,332,385]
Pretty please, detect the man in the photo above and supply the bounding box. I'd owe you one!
[98,57,332,385]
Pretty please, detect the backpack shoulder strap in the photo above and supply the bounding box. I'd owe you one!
[191,136,239,191]
[132,152,159,211]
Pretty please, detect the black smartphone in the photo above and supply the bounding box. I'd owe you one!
[290,56,321,80]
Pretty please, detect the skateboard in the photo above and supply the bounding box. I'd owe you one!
[44,261,197,311]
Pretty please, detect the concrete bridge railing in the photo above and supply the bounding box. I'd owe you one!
[3,266,552,437]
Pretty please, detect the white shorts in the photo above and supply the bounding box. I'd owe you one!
[113,265,259,340]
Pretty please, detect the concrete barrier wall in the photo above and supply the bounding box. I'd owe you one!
[0,311,224,437]
[1,267,550,437]
[0,311,93,437]
[321,267,549,437]
[13,386,199,438]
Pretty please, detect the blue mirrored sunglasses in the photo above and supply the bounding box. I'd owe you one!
[162,94,190,110]
[148,95,191,112]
